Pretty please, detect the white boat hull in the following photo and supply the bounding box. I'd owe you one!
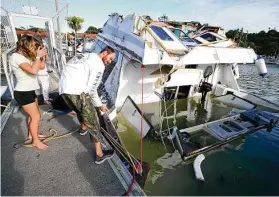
[213,86,279,112]
[214,94,256,110]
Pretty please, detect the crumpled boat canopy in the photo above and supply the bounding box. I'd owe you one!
[100,13,258,66]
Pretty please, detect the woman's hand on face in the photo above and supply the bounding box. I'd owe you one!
[36,46,47,58]
[42,55,47,61]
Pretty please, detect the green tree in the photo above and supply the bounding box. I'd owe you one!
[28,26,39,32]
[247,41,256,50]
[85,26,99,34]
[226,29,279,56]
[267,29,277,37]
[226,29,241,41]
[39,28,46,32]
[67,16,84,55]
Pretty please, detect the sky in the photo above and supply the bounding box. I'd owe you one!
[65,0,279,33]
[9,0,279,33]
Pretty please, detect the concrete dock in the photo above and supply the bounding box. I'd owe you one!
[1,104,127,196]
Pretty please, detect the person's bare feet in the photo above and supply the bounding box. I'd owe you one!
[32,140,49,150]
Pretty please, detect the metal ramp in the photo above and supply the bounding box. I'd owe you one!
[176,109,279,160]
[206,109,278,140]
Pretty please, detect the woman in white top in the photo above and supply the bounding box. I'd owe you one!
[10,35,48,150]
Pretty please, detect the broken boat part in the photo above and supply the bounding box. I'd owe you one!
[193,154,205,181]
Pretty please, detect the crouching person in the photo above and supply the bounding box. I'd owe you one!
[59,46,115,164]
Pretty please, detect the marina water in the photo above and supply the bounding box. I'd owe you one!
[117,64,279,195]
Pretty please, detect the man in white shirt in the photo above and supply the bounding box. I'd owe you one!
[59,46,115,164]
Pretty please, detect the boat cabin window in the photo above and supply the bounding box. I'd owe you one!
[150,25,174,41]
[200,33,221,42]
[170,28,197,43]
[172,28,181,38]
[179,29,187,38]
[163,85,191,100]
[163,87,177,100]
[177,85,191,99]
[181,37,196,43]
[185,64,198,69]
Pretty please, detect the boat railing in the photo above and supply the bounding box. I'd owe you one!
[1,47,16,99]
[53,46,66,76]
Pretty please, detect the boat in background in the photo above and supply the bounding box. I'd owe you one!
[263,55,279,65]
[166,21,236,48]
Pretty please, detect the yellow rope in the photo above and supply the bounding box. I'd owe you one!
[13,128,79,148]
[14,115,142,173]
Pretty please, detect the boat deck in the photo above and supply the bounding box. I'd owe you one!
[1,104,126,196]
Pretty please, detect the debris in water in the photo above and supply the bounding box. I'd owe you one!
[193,154,205,181]
[117,124,127,132]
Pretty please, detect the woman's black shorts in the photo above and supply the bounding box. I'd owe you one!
[14,90,37,106]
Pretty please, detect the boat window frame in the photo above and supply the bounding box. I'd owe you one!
[200,32,222,42]
[150,25,174,41]
[170,27,198,43]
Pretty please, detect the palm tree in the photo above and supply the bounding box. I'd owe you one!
[67,16,84,55]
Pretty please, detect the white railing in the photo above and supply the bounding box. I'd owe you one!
[2,47,16,98]
[53,46,66,76]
